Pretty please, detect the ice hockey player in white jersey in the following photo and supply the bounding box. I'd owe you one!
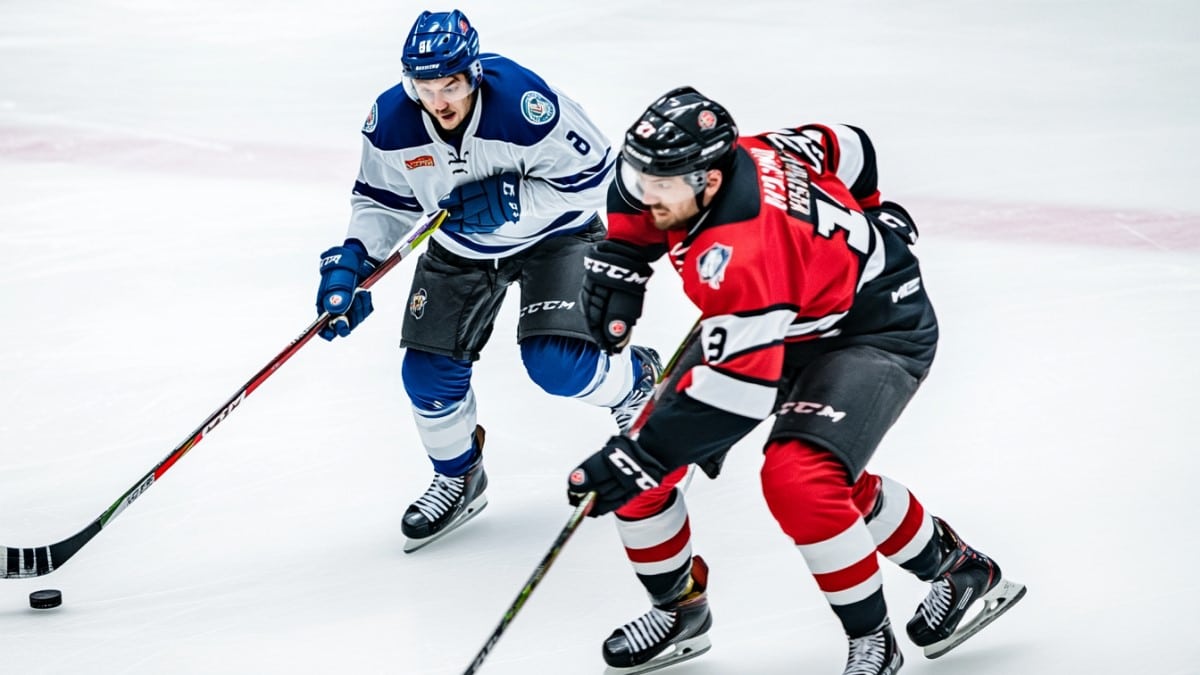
[312,9,662,552]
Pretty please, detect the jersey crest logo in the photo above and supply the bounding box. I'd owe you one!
[697,243,733,290]
[362,103,378,133]
[521,91,556,125]
[405,155,435,169]
[409,288,428,319]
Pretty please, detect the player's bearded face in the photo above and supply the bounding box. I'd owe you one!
[412,73,475,130]
[620,164,706,231]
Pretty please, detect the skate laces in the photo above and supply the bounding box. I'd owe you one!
[411,473,466,520]
[619,606,676,653]
[611,347,662,433]
[845,629,888,675]
[917,577,954,627]
[611,387,651,433]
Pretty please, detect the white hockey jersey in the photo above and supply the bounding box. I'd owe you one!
[346,54,614,261]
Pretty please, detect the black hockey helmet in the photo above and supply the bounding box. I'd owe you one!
[621,86,739,177]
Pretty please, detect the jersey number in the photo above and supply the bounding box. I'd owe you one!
[703,327,728,362]
[565,130,591,155]
[813,189,872,255]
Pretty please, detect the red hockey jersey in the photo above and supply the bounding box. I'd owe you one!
[606,124,936,469]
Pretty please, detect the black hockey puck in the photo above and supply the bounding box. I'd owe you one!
[29,589,62,609]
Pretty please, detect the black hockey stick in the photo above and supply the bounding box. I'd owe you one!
[460,491,595,675]
[460,321,702,674]
[2,210,448,579]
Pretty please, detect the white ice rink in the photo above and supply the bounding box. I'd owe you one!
[2,2,1198,673]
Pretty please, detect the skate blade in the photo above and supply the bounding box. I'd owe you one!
[603,635,712,675]
[924,578,1027,659]
[402,495,489,554]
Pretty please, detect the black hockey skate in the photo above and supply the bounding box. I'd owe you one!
[402,426,488,553]
[843,620,903,675]
[610,345,663,433]
[602,556,712,675]
[906,517,1026,658]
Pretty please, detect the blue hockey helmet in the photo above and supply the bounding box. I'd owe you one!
[401,10,483,102]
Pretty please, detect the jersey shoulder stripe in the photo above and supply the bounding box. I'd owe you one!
[474,54,560,147]
[546,150,614,193]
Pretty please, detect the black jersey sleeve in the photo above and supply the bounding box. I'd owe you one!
[842,125,879,205]
[633,333,764,478]
[637,390,761,479]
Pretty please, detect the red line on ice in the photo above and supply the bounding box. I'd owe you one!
[909,198,1200,252]
[4,124,1197,251]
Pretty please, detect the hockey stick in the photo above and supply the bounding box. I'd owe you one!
[461,491,595,675]
[2,210,448,579]
[626,320,701,438]
[460,321,703,674]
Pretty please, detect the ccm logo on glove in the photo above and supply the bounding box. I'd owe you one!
[583,258,652,285]
[570,447,659,492]
[609,447,659,490]
[315,239,377,341]
[567,435,667,516]
[580,240,655,354]
[437,172,522,234]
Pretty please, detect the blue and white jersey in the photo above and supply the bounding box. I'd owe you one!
[346,54,614,261]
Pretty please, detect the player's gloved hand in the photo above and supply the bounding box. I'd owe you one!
[866,200,920,246]
[316,239,377,341]
[581,240,654,353]
[568,435,667,517]
[437,172,522,234]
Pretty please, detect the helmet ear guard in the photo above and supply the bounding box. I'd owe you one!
[400,9,483,102]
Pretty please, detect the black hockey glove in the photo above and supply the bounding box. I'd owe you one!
[581,240,654,354]
[568,436,668,517]
[866,201,920,246]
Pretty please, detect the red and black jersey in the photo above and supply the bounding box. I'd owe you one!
[607,124,937,471]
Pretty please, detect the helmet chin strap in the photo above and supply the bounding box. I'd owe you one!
[685,203,714,237]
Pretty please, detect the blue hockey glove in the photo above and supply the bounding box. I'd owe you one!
[437,172,522,234]
[568,436,667,517]
[316,239,377,341]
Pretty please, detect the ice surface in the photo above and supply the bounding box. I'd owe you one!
[2,2,1197,672]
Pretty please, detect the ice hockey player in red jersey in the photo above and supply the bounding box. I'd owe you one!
[566,87,1026,675]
